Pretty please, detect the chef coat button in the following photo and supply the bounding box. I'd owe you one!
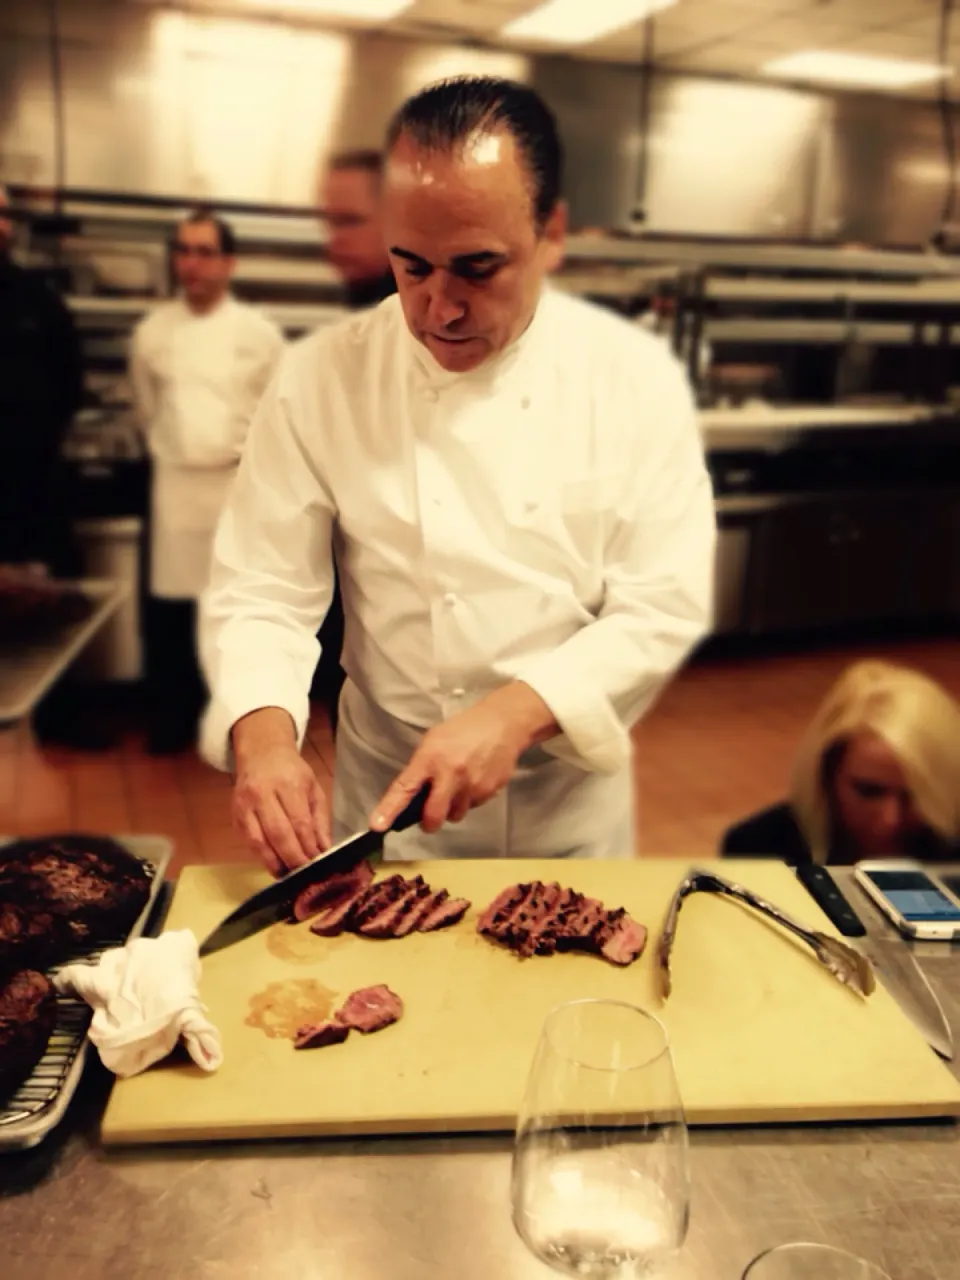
[444,592,457,607]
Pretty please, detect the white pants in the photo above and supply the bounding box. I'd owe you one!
[331,682,636,860]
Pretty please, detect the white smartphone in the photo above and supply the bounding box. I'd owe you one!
[854,860,960,941]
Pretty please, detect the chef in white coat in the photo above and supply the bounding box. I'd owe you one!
[200,77,715,872]
[131,208,284,754]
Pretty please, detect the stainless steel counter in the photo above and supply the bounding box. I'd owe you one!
[1,876,957,1280]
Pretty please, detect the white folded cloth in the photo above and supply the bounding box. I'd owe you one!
[54,929,223,1078]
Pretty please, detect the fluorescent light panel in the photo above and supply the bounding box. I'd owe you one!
[763,50,951,89]
[503,0,676,46]
[234,0,412,19]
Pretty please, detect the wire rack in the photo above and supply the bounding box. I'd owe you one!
[0,837,170,1149]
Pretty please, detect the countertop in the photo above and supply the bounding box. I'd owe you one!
[0,871,957,1280]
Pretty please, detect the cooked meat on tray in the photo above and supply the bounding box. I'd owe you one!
[294,864,471,941]
[0,969,57,1101]
[0,903,72,976]
[477,881,648,966]
[0,835,151,947]
[295,984,403,1051]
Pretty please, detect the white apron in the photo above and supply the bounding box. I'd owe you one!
[151,462,237,601]
[331,680,636,860]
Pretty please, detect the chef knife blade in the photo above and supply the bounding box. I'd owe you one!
[198,785,430,958]
[795,862,953,1060]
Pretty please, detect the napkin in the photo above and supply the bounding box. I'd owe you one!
[54,929,223,1078]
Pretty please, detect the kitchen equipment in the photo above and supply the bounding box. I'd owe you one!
[656,869,875,999]
[743,1243,891,1279]
[197,787,429,958]
[100,859,960,1145]
[512,999,689,1279]
[0,834,170,1152]
[794,864,867,937]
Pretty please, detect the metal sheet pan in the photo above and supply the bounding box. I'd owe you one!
[0,834,172,1152]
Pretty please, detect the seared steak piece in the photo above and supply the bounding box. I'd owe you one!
[0,903,72,975]
[297,862,472,941]
[0,835,151,947]
[293,984,403,1050]
[292,861,373,923]
[0,969,57,1100]
[478,880,647,967]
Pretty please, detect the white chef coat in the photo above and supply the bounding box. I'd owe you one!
[130,295,284,600]
[200,288,716,858]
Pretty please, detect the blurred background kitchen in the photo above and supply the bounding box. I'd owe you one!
[1,0,958,869]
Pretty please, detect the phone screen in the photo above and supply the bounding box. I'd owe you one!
[865,870,960,923]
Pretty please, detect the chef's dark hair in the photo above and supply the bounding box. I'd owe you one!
[178,206,237,256]
[385,76,563,227]
[329,148,384,181]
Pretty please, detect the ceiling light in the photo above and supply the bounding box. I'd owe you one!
[232,0,413,19]
[763,50,951,90]
[502,0,676,46]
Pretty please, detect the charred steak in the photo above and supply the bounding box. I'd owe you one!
[477,880,647,967]
[299,863,471,941]
[0,835,151,947]
[294,984,403,1051]
[0,969,57,1101]
[0,903,72,976]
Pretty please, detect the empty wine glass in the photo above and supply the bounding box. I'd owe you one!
[743,1244,892,1279]
[512,999,689,1279]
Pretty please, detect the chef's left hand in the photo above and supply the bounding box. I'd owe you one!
[370,682,559,835]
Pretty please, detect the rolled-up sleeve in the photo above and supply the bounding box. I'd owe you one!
[199,368,335,771]
[517,354,716,775]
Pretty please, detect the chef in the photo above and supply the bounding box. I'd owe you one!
[200,76,716,873]
[131,208,284,754]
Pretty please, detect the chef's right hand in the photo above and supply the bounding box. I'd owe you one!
[231,708,331,877]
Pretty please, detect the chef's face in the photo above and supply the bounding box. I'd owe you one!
[382,130,566,373]
[321,165,389,285]
[172,219,234,310]
[828,732,924,857]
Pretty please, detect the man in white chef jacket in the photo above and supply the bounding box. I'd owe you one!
[131,209,284,754]
[201,78,716,871]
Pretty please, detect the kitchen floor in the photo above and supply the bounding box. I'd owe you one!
[2,636,957,877]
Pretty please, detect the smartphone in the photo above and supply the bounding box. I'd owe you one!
[854,860,960,941]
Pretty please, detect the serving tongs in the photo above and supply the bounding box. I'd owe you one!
[656,868,876,1001]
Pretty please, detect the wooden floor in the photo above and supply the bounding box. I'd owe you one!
[2,637,958,877]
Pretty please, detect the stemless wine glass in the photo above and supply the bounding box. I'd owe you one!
[512,999,690,1279]
[743,1244,892,1279]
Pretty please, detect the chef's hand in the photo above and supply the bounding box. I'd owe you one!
[371,682,559,835]
[231,707,331,877]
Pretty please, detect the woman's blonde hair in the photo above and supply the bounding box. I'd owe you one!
[790,660,960,863]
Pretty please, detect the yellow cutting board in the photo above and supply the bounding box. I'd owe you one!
[101,858,960,1145]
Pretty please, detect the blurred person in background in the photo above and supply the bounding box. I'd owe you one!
[130,208,284,755]
[311,150,397,732]
[722,660,960,865]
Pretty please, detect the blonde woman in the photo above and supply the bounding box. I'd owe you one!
[721,661,960,865]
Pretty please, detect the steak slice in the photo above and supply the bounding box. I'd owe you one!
[0,903,72,975]
[477,883,531,937]
[309,894,363,938]
[393,889,442,937]
[418,895,471,932]
[357,878,431,939]
[293,861,373,923]
[476,881,647,967]
[0,969,57,1100]
[337,984,403,1034]
[294,1019,350,1050]
[348,875,409,930]
[597,913,648,967]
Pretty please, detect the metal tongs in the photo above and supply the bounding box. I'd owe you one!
[656,868,876,1001]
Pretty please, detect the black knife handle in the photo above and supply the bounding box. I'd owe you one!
[795,863,867,938]
[391,784,431,833]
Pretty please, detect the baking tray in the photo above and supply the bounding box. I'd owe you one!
[0,834,172,1151]
[0,578,128,725]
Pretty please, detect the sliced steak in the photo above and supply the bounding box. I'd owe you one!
[477,883,532,938]
[303,873,472,942]
[0,969,57,1100]
[337,985,403,1034]
[476,881,647,967]
[293,861,373,923]
[0,904,72,975]
[309,894,363,938]
[393,889,443,937]
[357,878,430,939]
[418,896,471,932]
[294,1020,350,1050]
[349,875,409,930]
[598,914,648,967]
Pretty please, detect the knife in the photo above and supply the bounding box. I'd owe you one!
[198,785,430,958]
[795,863,953,1060]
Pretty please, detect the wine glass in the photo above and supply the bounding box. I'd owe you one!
[512,999,690,1279]
[743,1244,892,1279]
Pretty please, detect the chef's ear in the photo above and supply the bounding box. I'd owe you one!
[541,199,568,273]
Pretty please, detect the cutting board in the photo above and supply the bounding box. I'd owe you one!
[101,859,960,1145]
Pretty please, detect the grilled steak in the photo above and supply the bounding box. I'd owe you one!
[294,984,403,1050]
[0,969,57,1100]
[0,903,72,976]
[293,862,373,923]
[0,835,151,947]
[478,880,647,967]
[297,863,471,941]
